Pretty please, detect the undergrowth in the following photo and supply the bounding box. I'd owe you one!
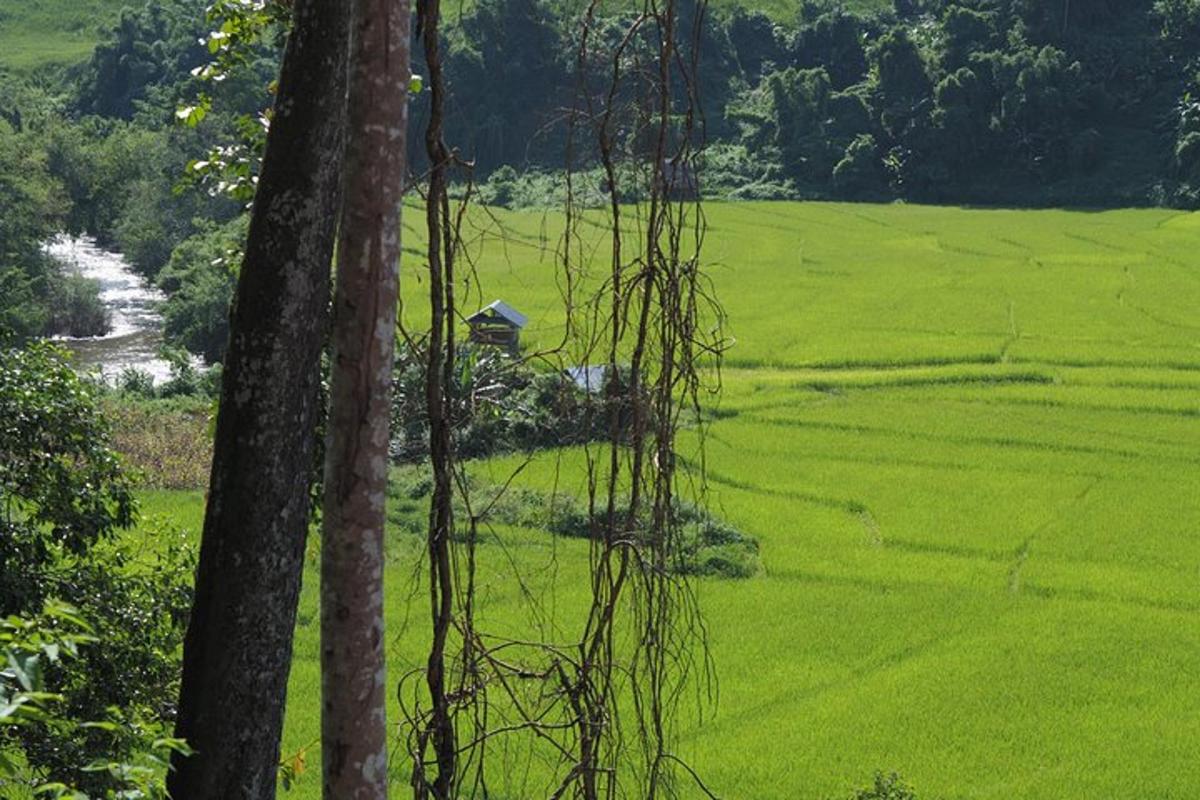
[388,466,761,579]
[102,397,212,490]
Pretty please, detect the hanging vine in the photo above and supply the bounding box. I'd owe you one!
[401,0,726,795]
[562,0,725,794]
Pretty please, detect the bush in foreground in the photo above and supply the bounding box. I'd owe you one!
[0,341,194,793]
[390,467,761,579]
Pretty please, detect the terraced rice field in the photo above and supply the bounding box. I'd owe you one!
[142,201,1200,798]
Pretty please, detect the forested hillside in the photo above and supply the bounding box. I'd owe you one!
[431,0,1200,208]
[3,0,1200,359]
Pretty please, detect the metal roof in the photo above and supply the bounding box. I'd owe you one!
[467,299,528,329]
[564,365,609,393]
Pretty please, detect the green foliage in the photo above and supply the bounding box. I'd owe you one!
[157,217,244,363]
[930,67,990,168]
[673,502,762,579]
[833,133,886,197]
[111,177,201,280]
[43,120,159,239]
[872,28,933,121]
[0,600,192,799]
[0,125,63,269]
[1171,90,1200,203]
[0,601,94,730]
[769,67,840,183]
[40,117,240,281]
[542,498,762,578]
[990,44,1085,175]
[788,9,868,89]
[940,6,998,70]
[846,773,919,800]
[1156,0,1200,62]
[389,467,761,578]
[0,118,114,340]
[477,165,572,209]
[44,272,110,338]
[178,0,291,203]
[702,142,797,200]
[0,342,193,794]
[725,9,785,81]
[14,533,193,796]
[390,342,612,461]
[714,1,1200,206]
[75,0,208,120]
[436,0,568,170]
[156,347,221,398]
[476,162,667,208]
[0,341,134,591]
[8,0,1200,217]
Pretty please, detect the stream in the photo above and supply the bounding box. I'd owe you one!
[45,235,183,384]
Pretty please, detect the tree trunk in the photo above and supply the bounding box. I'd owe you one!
[168,2,349,798]
[319,0,409,796]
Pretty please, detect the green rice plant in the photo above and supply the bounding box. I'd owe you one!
[121,201,1200,799]
[0,0,127,71]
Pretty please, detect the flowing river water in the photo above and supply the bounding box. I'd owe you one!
[45,235,183,384]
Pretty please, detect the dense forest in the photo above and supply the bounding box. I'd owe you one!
[3,0,1200,358]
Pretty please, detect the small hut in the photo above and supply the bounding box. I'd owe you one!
[467,300,527,352]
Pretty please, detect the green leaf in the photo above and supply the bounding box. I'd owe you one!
[175,96,211,128]
[80,720,121,732]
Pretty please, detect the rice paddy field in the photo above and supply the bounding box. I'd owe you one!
[139,201,1200,798]
[0,0,125,71]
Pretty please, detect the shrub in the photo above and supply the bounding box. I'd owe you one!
[701,142,798,200]
[158,217,244,364]
[156,346,220,399]
[847,773,919,800]
[0,341,135,610]
[0,341,194,792]
[0,600,191,799]
[15,529,194,795]
[473,164,652,209]
[543,495,761,578]
[43,271,110,338]
[675,502,762,579]
[833,134,887,199]
[116,366,157,398]
[390,342,616,463]
[390,466,760,579]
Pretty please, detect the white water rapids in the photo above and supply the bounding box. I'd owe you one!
[45,235,184,384]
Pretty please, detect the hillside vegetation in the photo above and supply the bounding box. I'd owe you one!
[0,0,889,71]
[6,0,1200,351]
